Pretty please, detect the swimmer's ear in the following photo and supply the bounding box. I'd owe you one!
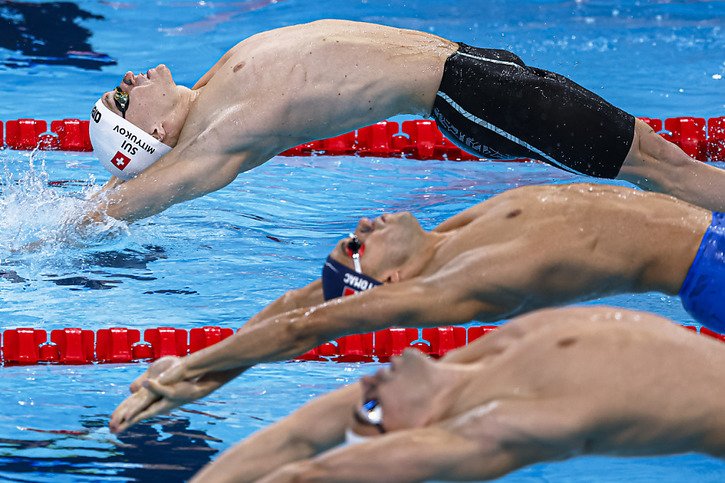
[151,124,167,143]
[383,270,401,284]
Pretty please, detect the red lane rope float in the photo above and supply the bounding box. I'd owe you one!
[0,117,724,161]
[0,324,722,366]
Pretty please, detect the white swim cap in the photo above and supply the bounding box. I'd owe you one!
[89,99,172,180]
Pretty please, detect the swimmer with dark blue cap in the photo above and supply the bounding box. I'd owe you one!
[322,233,382,300]
[112,184,725,439]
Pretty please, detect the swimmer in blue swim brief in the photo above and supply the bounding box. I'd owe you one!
[111,183,724,436]
[85,20,725,224]
[680,212,725,332]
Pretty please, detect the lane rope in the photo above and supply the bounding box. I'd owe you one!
[0,116,723,161]
[0,323,721,366]
[2,115,723,365]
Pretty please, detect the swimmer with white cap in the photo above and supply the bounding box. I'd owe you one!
[89,89,172,180]
[187,306,725,483]
[87,20,725,223]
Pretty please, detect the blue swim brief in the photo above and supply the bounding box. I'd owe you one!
[679,212,725,333]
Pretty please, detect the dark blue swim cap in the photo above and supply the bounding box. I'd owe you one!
[322,256,382,301]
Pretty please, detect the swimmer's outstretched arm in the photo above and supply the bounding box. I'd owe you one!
[259,425,500,483]
[190,321,497,482]
[90,156,232,222]
[88,143,270,222]
[191,384,361,483]
[259,375,725,483]
[261,394,725,483]
[123,280,323,395]
[175,274,489,375]
[244,280,324,329]
[110,272,491,433]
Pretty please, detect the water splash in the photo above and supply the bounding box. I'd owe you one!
[0,151,129,262]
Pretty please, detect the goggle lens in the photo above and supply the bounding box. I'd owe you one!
[113,87,129,118]
[346,233,364,273]
[346,234,365,257]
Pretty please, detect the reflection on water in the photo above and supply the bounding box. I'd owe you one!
[0,1,116,70]
[0,416,218,481]
[48,244,166,290]
[1,245,168,290]
[160,0,284,36]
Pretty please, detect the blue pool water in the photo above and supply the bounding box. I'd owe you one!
[1,0,725,481]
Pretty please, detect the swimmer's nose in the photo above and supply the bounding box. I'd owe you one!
[360,375,378,400]
[356,217,374,235]
[153,64,171,80]
[118,71,135,92]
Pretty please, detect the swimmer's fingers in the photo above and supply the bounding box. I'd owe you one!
[110,387,161,434]
[121,398,178,432]
[144,378,214,404]
[130,356,182,393]
[129,368,152,393]
[144,379,181,399]
[115,380,204,432]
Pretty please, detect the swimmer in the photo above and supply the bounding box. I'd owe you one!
[110,182,724,433]
[192,306,725,483]
[88,19,725,223]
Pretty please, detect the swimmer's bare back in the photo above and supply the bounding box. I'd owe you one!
[180,20,458,161]
[93,21,458,222]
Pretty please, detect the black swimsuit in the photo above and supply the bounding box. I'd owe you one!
[432,43,635,178]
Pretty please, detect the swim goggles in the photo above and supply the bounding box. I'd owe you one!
[113,87,129,118]
[353,399,386,434]
[321,233,382,300]
[346,233,364,272]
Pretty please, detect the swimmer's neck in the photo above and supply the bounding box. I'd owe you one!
[163,86,201,147]
[393,231,448,282]
[434,363,490,422]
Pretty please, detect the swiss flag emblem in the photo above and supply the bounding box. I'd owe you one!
[111,151,131,171]
[343,287,357,297]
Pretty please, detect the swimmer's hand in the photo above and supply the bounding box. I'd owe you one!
[110,356,222,434]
